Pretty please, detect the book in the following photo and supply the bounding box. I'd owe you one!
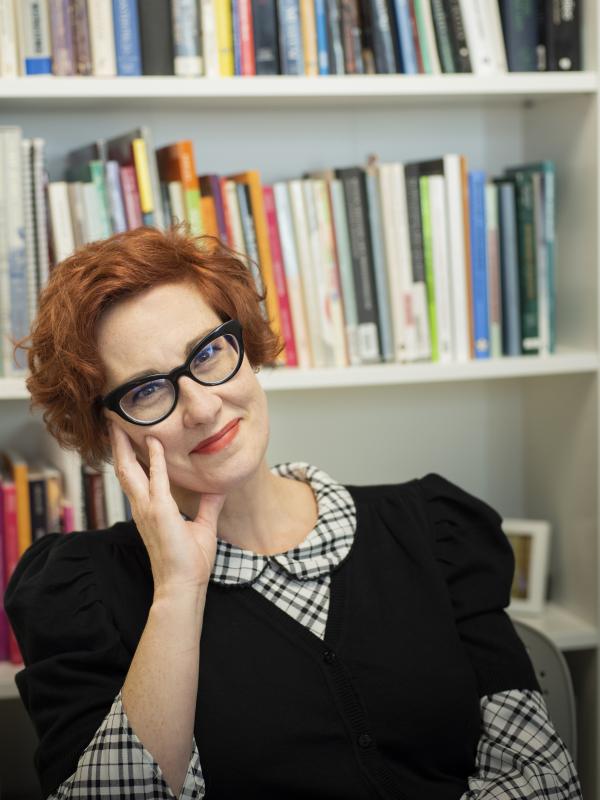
[28,464,48,542]
[0,0,19,76]
[485,181,502,357]
[105,160,128,234]
[431,0,456,72]
[66,146,112,238]
[1,469,21,663]
[413,0,442,73]
[314,0,330,74]
[16,0,53,75]
[236,183,263,297]
[339,0,364,73]
[393,0,418,73]
[72,0,93,75]
[0,472,8,660]
[278,0,305,74]
[108,127,165,229]
[263,185,299,366]
[102,466,127,526]
[459,0,507,73]
[224,180,248,254]
[119,165,143,229]
[468,170,490,358]
[138,0,175,75]
[82,465,107,530]
[365,163,394,361]
[425,174,453,362]
[112,0,142,75]
[299,0,318,74]
[496,178,521,356]
[273,182,313,367]
[544,0,581,71]
[201,0,220,76]
[156,140,203,235]
[88,0,117,75]
[48,0,75,75]
[238,0,256,73]
[443,0,471,72]
[252,0,280,73]
[215,0,235,75]
[2,452,32,558]
[21,139,38,326]
[32,139,51,296]
[229,171,286,362]
[172,0,203,75]
[325,0,345,74]
[499,0,537,71]
[199,175,229,243]
[334,167,381,362]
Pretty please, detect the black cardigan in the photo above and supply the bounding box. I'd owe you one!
[5,473,538,799]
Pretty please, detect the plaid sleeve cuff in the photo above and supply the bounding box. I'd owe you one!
[46,690,204,799]
[461,689,582,799]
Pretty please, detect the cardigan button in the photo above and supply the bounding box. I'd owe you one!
[323,649,337,664]
[357,733,373,749]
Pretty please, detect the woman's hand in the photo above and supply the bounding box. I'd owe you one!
[109,421,225,597]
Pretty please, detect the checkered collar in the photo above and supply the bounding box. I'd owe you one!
[208,462,356,586]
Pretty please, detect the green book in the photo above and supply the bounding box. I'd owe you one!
[419,175,438,361]
[67,159,112,239]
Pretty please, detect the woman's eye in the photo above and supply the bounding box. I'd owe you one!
[193,342,222,367]
[131,382,161,404]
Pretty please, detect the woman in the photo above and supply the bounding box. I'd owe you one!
[5,225,581,800]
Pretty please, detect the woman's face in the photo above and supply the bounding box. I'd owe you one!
[97,280,270,496]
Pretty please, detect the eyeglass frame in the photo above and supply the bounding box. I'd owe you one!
[100,318,245,426]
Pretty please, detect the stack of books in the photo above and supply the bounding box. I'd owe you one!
[0,0,582,78]
[0,124,556,374]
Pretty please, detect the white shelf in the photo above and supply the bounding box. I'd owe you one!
[0,662,20,700]
[510,603,599,651]
[0,72,596,107]
[258,353,600,391]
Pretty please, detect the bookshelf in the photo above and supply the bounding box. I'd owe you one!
[1,2,599,794]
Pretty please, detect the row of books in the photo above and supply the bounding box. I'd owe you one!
[0,451,130,664]
[0,124,556,375]
[0,0,582,79]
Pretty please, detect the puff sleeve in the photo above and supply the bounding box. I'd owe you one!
[4,532,134,797]
[419,473,539,697]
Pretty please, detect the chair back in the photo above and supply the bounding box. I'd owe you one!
[513,619,577,761]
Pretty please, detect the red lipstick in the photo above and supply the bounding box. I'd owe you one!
[191,419,240,455]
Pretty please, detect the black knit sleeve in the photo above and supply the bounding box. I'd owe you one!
[4,532,133,798]
[418,473,539,698]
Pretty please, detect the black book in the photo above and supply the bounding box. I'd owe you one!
[325,0,345,73]
[334,167,382,362]
[137,0,175,75]
[252,0,280,74]
[544,0,581,71]
[443,0,471,72]
[431,0,456,72]
[499,0,537,71]
[359,0,398,72]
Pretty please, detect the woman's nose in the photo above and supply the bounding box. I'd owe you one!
[177,376,223,425]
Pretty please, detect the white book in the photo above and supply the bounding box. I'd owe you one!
[376,164,405,361]
[88,0,117,76]
[419,0,442,74]
[172,0,203,76]
[200,0,219,77]
[0,0,19,76]
[21,138,38,326]
[273,182,312,368]
[302,179,335,367]
[102,465,127,526]
[427,175,453,363]
[532,172,550,355]
[32,138,50,294]
[459,0,506,74]
[224,180,247,255]
[81,182,105,242]
[313,179,348,367]
[168,180,187,226]
[67,182,87,248]
[443,155,471,362]
[288,179,325,367]
[47,182,75,262]
[1,127,29,375]
[15,0,52,76]
[329,179,360,366]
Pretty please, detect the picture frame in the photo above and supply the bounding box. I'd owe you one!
[502,518,551,615]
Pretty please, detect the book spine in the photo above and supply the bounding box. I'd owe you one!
[29,476,48,542]
[418,175,439,360]
[44,471,63,534]
[497,181,521,356]
[112,0,142,75]
[329,179,360,363]
[1,480,22,663]
[468,170,490,358]
[238,0,256,73]
[48,0,76,74]
[201,0,220,75]
[263,186,298,366]
[32,139,50,293]
[18,0,53,75]
[299,0,318,74]
[138,0,175,75]
[413,0,442,73]
[531,171,549,354]
[119,165,144,229]
[430,0,456,72]
[512,171,539,353]
[325,0,345,73]
[314,0,330,73]
[458,0,497,73]
[105,160,128,233]
[499,0,537,71]
[215,0,235,75]
[365,171,394,361]
[277,0,305,75]
[72,0,93,74]
[252,0,280,73]
[443,154,471,362]
[0,482,7,661]
[236,184,263,297]
[21,139,38,326]
[89,160,113,237]
[131,139,155,226]
[172,0,203,75]
[545,0,581,70]
[543,162,556,352]
[0,0,19,76]
[336,170,381,362]
[233,0,243,73]
[393,0,418,73]
[485,181,503,357]
[376,165,406,360]
[224,180,247,252]
[427,175,454,362]
[60,499,76,533]
[443,0,471,71]
[88,0,117,75]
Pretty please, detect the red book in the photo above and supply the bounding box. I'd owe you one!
[119,164,144,230]
[262,186,298,367]
[238,0,256,75]
[1,474,22,664]
[218,177,236,246]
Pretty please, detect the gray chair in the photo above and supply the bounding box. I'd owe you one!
[513,619,577,762]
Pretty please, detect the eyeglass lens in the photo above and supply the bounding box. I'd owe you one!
[119,333,241,423]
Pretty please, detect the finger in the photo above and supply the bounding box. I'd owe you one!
[193,493,226,531]
[109,422,150,502]
[146,436,175,505]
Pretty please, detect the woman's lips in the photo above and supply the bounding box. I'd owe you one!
[191,419,240,455]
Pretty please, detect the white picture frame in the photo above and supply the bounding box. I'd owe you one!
[502,518,551,615]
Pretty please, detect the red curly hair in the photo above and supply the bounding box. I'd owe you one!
[19,225,283,468]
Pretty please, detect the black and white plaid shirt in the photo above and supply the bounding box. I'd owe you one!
[48,463,581,799]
